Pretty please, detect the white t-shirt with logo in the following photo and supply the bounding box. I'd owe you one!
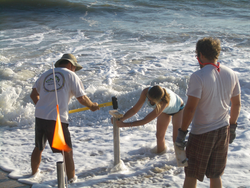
[33,67,86,123]
[187,64,241,134]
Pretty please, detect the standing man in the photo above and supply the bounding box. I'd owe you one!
[175,37,241,188]
[30,54,100,183]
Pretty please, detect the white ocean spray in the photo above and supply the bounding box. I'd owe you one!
[0,0,250,187]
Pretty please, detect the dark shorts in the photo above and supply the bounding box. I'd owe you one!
[35,117,72,153]
[185,125,229,181]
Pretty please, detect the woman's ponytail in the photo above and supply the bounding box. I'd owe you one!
[161,88,170,104]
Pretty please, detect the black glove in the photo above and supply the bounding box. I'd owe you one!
[229,123,237,144]
[175,128,188,150]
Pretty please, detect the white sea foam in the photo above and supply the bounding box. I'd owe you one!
[0,0,250,187]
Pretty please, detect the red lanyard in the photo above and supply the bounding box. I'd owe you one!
[197,57,220,72]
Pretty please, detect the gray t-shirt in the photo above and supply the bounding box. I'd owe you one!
[187,64,241,134]
[33,67,86,123]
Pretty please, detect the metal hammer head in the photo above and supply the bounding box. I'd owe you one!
[112,96,118,109]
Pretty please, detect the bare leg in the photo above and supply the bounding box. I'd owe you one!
[183,177,197,188]
[210,177,222,188]
[64,150,75,180]
[31,147,42,175]
[172,109,184,142]
[156,113,171,153]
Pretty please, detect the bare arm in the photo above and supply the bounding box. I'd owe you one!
[77,95,100,111]
[180,95,200,131]
[117,88,168,127]
[30,88,39,105]
[119,88,148,121]
[126,102,167,126]
[230,94,241,124]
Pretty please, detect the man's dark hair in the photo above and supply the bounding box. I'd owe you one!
[196,37,221,61]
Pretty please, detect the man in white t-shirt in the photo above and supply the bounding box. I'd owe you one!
[30,54,99,183]
[175,38,241,188]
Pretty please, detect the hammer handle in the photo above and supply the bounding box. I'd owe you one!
[69,101,112,114]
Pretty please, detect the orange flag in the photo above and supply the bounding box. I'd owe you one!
[52,105,71,152]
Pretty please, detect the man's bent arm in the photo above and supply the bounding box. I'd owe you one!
[181,95,200,132]
[30,88,39,105]
[230,94,241,124]
[77,95,99,111]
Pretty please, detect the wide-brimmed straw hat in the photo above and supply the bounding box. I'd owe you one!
[55,54,82,71]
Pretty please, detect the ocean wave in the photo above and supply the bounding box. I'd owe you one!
[0,0,127,15]
[2,0,249,18]
[1,0,87,12]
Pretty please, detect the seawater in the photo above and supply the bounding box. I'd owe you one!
[1,0,250,187]
[0,0,250,128]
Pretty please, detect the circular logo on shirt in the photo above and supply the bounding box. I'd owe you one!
[43,72,65,92]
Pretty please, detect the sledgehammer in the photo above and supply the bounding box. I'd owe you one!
[68,97,117,114]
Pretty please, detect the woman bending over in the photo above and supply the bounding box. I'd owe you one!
[116,85,185,154]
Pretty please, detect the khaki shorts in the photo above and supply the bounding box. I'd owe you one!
[35,117,72,153]
[185,125,229,181]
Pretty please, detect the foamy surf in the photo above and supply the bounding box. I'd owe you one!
[1,0,250,187]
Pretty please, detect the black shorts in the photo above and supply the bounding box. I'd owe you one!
[35,117,72,153]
